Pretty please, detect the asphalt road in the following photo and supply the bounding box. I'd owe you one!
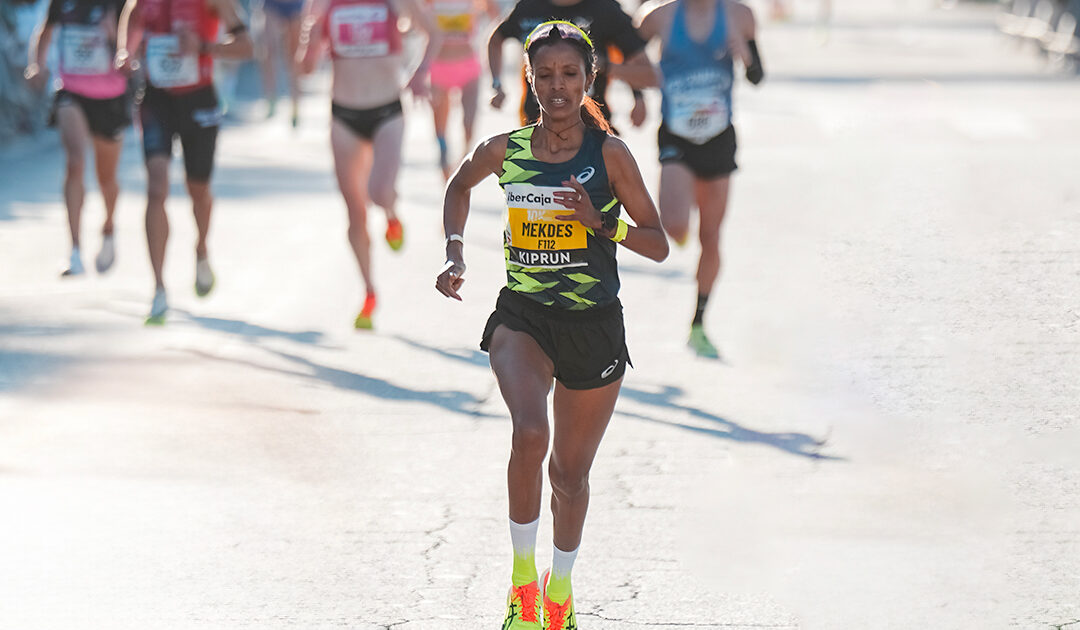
[1,1,1078,628]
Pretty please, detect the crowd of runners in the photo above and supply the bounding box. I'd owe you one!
[21,0,764,626]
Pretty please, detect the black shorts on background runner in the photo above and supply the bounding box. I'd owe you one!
[49,90,131,139]
[658,123,737,179]
[140,85,221,181]
[481,287,631,390]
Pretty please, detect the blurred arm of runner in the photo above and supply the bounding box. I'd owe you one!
[600,136,669,262]
[202,0,254,59]
[487,4,519,110]
[486,29,506,108]
[116,0,144,72]
[436,132,509,300]
[727,0,763,84]
[604,3,658,89]
[24,9,55,92]
[296,0,328,74]
[395,0,444,100]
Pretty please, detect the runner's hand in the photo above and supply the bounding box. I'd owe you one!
[114,50,135,74]
[23,65,47,93]
[630,95,647,127]
[436,258,466,300]
[553,176,601,229]
[490,87,505,109]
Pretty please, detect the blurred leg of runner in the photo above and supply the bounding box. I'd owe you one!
[431,84,452,179]
[370,114,404,248]
[57,103,89,276]
[91,134,122,273]
[658,161,695,247]
[331,119,378,328]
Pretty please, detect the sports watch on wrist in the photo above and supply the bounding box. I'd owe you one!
[600,211,618,236]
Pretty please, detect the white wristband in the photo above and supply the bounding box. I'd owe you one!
[446,234,464,246]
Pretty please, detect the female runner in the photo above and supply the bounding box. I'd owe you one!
[436,21,668,629]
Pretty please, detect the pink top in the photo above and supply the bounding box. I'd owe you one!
[48,0,127,98]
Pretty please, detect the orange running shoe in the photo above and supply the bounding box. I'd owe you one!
[502,580,542,630]
[354,293,376,330]
[541,570,577,630]
[385,218,404,251]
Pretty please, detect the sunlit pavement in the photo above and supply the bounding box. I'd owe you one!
[1,1,1078,628]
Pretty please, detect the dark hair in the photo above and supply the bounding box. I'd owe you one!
[524,28,612,134]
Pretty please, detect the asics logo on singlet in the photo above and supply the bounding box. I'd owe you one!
[576,167,595,183]
[601,359,619,379]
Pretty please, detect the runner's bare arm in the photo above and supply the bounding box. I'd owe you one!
[296,0,328,73]
[206,0,254,59]
[437,133,510,300]
[634,0,669,44]
[25,19,53,89]
[727,0,763,84]
[116,0,143,71]
[602,137,669,262]
[486,28,507,108]
[607,50,659,89]
[396,0,444,96]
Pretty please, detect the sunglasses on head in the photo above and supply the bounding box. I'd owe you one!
[524,20,594,52]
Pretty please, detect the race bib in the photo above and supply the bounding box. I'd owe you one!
[434,1,472,38]
[329,4,391,57]
[505,184,587,268]
[667,89,730,145]
[60,25,111,75]
[145,34,199,88]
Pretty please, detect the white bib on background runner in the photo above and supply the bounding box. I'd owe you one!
[329,5,391,57]
[505,184,588,269]
[60,25,111,75]
[145,34,199,88]
[667,86,730,145]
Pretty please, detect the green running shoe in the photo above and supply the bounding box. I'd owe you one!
[688,324,720,359]
[541,570,577,630]
[502,580,541,630]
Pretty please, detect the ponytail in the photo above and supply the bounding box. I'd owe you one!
[581,95,612,134]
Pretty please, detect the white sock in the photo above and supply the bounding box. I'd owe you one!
[510,517,540,585]
[550,544,578,582]
[509,517,540,556]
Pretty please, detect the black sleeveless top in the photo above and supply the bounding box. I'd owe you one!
[498,125,622,310]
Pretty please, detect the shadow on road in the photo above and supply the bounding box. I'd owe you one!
[179,311,329,346]
[186,346,498,419]
[619,384,841,461]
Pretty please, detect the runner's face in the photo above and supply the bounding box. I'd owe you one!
[529,42,590,121]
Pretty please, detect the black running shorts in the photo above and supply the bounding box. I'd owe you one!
[50,89,131,140]
[658,123,737,179]
[139,85,221,182]
[331,100,403,140]
[481,287,631,390]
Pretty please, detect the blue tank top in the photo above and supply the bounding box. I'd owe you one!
[660,0,734,144]
[498,125,622,310]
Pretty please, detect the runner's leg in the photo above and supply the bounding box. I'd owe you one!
[331,118,375,294]
[146,155,171,290]
[488,325,555,524]
[92,135,122,236]
[658,162,696,246]
[57,103,89,251]
[369,113,403,224]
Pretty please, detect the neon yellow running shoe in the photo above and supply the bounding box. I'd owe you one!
[541,570,578,630]
[354,293,376,330]
[502,580,541,630]
[688,323,719,359]
[385,218,404,251]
